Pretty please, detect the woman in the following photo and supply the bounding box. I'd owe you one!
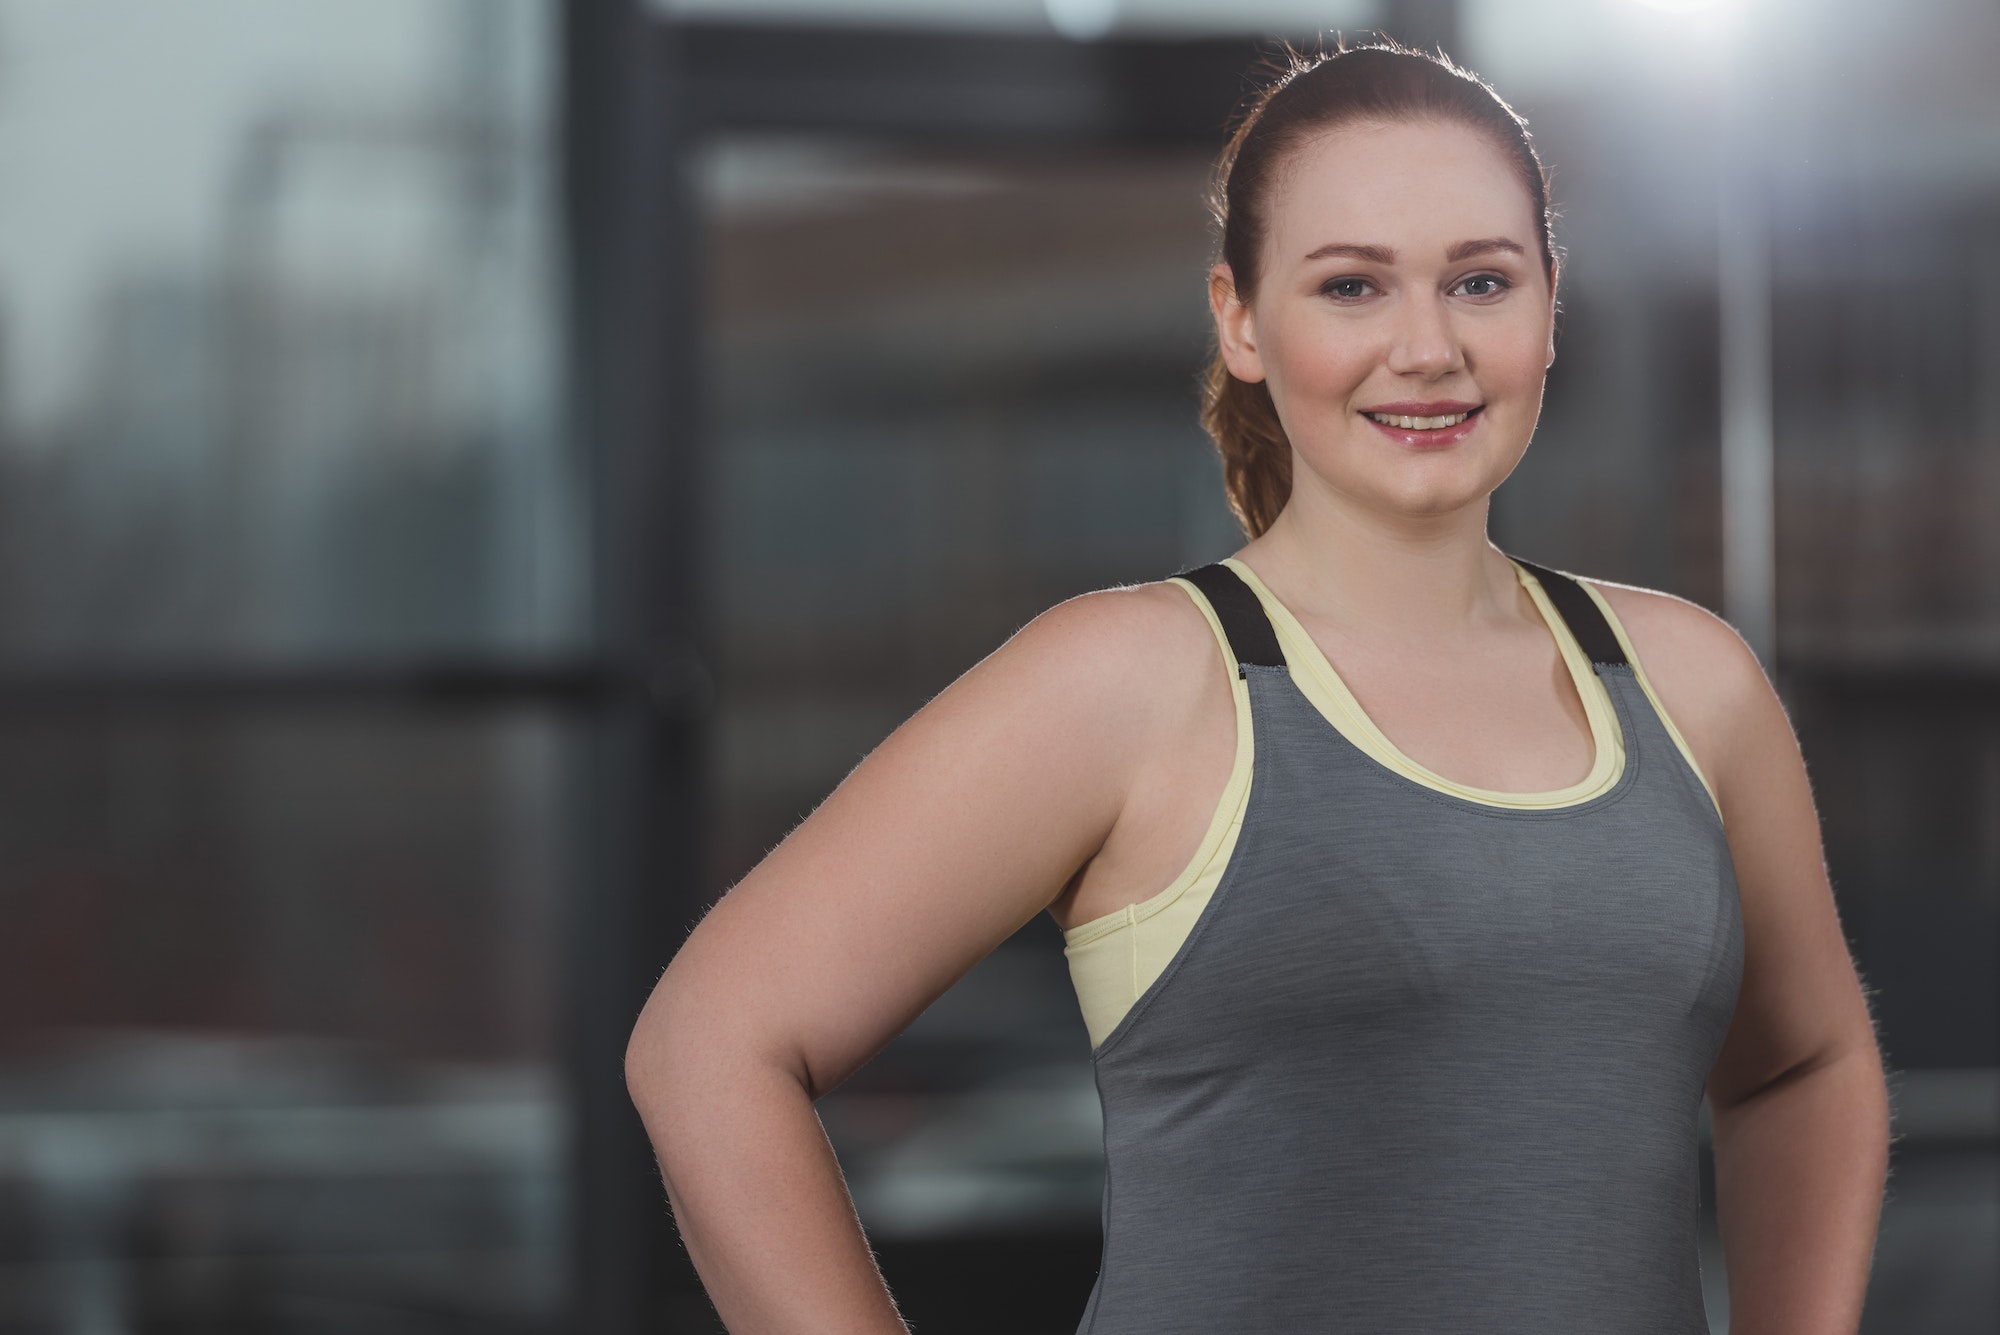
[627,42,1888,1333]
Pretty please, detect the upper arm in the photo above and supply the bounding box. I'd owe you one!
[1589,582,1879,1110]
[628,581,1211,1101]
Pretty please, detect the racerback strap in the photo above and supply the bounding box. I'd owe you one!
[1509,558,1629,668]
[1182,558,1629,674]
[1178,564,1285,673]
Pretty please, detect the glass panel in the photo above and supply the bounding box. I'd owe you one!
[0,709,571,1329]
[0,0,578,662]
[1770,184,2000,1072]
[0,3,575,1327]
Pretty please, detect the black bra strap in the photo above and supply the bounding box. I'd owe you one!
[1182,558,1625,672]
[1178,564,1285,672]
[1509,558,1629,668]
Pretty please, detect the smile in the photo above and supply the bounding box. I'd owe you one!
[1364,409,1476,430]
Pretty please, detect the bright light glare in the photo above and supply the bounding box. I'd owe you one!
[1045,0,1117,41]
[1620,0,1753,61]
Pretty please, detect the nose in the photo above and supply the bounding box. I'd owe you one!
[1385,289,1464,380]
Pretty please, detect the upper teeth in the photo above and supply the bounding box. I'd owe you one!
[1367,411,1472,429]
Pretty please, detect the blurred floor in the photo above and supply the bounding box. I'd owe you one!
[0,1032,565,1332]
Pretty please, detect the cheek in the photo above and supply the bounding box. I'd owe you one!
[1471,311,1555,394]
[1261,309,1376,400]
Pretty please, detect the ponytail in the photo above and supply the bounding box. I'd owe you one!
[1199,353,1291,540]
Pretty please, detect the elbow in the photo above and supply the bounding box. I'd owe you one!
[623,972,811,1148]
[625,979,721,1191]
[624,1006,702,1209]
[623,1012,653,1104]
[1710,1039,1889,1125]
[624,972,693,1130]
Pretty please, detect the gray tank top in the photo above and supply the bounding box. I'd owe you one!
[1078,560,1743,1333]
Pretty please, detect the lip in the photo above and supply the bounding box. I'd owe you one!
[1358,399,1483,415]
[1360,402,1485,450]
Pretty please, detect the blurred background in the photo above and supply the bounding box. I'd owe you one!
[0,0,1991,1331]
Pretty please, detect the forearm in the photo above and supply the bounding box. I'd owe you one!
[631,1043,907,1335]
[1710,1046,1889,1335]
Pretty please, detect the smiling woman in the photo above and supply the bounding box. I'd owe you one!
[625,40,1888,1335]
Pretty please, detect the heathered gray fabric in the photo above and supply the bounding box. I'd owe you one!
[1079,658,1743,1334]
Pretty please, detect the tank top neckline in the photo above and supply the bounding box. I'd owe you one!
[1220,556,1627,809]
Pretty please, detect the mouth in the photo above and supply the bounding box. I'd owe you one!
[1359,402,1485,449]
[1361,405,1483,430]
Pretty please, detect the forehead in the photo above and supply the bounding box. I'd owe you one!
[1266,119,1537,260]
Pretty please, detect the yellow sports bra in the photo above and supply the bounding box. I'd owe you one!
[1061,557,1719,1049]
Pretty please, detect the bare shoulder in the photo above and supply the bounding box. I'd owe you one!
[838,574,1226,834]
[982,577,1228,733]
[1020,576,1218,654]
[1580,578,1782,804]
[1581,578,1765,694]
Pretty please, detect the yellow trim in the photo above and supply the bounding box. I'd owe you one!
[1060,560,1726,1049]
[1223,557,1626,809]
[1574,578,1724,820]
[1062,578,1253,1048]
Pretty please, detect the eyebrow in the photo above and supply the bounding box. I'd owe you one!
[1302,237,1526,264]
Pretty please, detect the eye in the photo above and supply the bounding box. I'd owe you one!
[1454,272,1512,298]
[1320,276,1376,301]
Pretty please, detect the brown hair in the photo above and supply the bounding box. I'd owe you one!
[1201,40,1560,537]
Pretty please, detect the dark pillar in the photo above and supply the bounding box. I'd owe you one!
[563,2,709,1331]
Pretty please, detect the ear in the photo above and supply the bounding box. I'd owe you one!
[1209,264,1266,384]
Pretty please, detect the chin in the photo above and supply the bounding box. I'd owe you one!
[1309,444,1517,520]
[1378,479,1494,518]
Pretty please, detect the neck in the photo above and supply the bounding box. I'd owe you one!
[1237,472,1519,641]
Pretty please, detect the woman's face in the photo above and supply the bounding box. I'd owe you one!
[1212,118,1557,522]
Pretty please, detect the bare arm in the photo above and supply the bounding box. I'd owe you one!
[1595,583,1889,1334]
[624,584,1219,1332]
